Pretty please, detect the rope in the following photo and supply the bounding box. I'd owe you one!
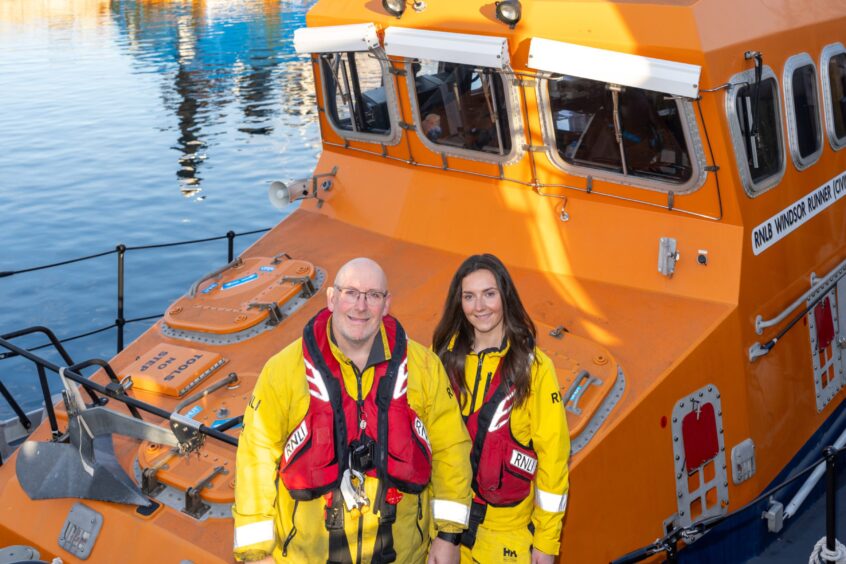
[810,537,846,563]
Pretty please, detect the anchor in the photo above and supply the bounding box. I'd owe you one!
[15,367,196,506]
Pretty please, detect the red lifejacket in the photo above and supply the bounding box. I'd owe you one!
[465,363,538,507]
[279,308,432,500]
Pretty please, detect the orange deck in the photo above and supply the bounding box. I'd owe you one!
[2,0,846,562]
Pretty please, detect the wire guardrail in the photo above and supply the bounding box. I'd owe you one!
[0,227,270,361]
[611,440,846,564]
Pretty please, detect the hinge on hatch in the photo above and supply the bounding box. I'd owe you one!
[282,275,317,298]
[247,302,285,326]
[184,466,228,519]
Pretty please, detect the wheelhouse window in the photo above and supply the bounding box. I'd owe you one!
[545,75,695,187]
[727,67,785,195]
[319,50,397,142]
[409,60,513,158]
[784,54,822,169]
[822,43,846,150]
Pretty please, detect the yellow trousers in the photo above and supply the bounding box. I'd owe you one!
[459,524,533,564]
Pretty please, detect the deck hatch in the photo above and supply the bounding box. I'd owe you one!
[537,323,625,455]
[121,344,225,398]
[162,257,324,345]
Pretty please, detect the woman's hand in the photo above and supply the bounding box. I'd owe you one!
[427,537,460,564]
[531,547,555,564]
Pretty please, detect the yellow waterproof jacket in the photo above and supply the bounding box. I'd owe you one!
[462,343,570,556]
[233,319,472,562]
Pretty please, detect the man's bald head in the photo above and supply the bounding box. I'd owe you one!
[326,258,392,356]
[334,257,388,291]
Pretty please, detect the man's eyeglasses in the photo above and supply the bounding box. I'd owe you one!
[334,286,389,305]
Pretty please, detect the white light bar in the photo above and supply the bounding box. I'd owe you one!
[384,27,509,69]
[528,37,701,99]
[293,23,379,54]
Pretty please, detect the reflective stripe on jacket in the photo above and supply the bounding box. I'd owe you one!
[461,343,570,556]
[233,315,472,562]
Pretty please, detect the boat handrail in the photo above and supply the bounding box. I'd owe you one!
[0,330,239,448]
[749,257,846,361]
[611,443,846,564]
[0,326,80,438]
[0,227,270,361]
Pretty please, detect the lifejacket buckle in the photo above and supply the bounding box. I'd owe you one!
[340,468,370,517]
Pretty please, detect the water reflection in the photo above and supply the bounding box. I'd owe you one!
[0,0,320,414]
[109,0,316,196]
[0,0,111,25]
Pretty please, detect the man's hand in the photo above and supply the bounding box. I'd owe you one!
[245,557,274,564]
[427,537,460,564]
[531,547,555,564]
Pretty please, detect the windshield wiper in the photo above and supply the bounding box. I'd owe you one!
[609,84,629,175]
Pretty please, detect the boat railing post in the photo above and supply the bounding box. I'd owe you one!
[226,230,235,263]
[0,379,31,431]
[116,244,126,353]
[825,445,837,563]
[35,364,59,439]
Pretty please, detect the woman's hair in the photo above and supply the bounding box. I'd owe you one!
[432,254,536,409]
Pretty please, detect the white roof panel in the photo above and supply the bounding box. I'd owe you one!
[294,23,380,54]
[528,37,701,98]
[385,27,509,69]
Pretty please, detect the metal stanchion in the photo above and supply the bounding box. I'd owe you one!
[825,446,838,564]
[227,230,235,263]
[36,364,59,438]
[116,244,126,352]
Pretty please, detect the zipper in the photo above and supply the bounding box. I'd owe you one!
[351,362,364,564]
[482,370,493,400]
[352,363,365,436]
[468,352,485,412]
[356,511,364,564]
[415,495,424,541]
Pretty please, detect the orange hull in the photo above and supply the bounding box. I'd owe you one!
[2,1,846,562]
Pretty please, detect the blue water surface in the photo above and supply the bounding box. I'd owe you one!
[0,0,320,415]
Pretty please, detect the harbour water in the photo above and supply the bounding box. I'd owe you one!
[0,0,320,415]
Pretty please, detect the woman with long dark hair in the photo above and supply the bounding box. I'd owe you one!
[433,254,570,564]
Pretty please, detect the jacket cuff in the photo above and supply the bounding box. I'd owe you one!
[432,499,470,528]
[233,520,275,561]
[532,535,561,558]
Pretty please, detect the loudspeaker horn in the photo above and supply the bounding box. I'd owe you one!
[268,179,310,210]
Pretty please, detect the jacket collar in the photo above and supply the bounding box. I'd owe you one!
[449,333,510,358]
[327,316,391,371]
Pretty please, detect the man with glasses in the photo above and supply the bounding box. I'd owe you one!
[234,257,472,563]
